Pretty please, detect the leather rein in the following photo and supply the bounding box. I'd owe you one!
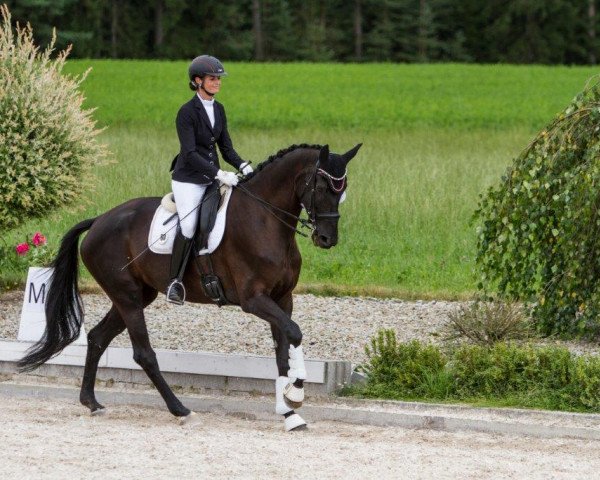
[234,159,347,238]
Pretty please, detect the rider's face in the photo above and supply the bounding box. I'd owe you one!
[200,75,221,95]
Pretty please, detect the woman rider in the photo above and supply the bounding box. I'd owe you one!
[167,55,253,305]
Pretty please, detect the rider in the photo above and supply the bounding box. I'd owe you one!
[167,55,253,305]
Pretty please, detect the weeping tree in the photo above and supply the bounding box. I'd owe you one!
[0,5,106,231]
[475,76,600,337]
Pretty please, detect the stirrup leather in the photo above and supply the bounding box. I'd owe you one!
[166,279,186,305]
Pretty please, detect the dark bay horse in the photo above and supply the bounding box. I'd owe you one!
[18,143,361,431]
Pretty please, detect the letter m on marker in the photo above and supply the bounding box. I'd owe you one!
[28,282,46,304]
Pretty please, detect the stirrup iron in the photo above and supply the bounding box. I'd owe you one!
[166,279,186,305]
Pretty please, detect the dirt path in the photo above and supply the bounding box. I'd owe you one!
[1,394,598,479]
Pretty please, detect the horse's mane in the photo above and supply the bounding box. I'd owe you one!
[240,143,323,182]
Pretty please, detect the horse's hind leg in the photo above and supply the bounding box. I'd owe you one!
[80,305,125,413]
[80,288,158,414]
[116,302,193,420]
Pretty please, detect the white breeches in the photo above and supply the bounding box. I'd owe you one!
[172,180,208,238]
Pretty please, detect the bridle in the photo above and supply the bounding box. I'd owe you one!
[300,158,347,226]
[235,158,347,238]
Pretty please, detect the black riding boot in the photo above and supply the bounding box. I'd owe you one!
[166,230,194,305]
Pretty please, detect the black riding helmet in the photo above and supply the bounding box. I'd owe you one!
[188,55,227,92]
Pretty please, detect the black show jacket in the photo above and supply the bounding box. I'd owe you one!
[171,95,244,185]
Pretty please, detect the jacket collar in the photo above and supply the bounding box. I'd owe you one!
[192,94,221,135]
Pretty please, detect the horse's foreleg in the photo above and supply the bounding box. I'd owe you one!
[271,324,307,432]
[243,293,307,431]
[80,306,125,414]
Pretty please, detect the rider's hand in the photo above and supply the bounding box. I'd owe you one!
[216,169,239,187]
[239,161,253,176]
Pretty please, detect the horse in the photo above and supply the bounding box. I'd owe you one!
[18,142,361,431]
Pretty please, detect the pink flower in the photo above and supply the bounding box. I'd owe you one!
[16,242,29,256]
[32,232,46,246]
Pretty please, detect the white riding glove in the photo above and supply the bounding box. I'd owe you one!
[215,169,239,187]
[239,162,253,176]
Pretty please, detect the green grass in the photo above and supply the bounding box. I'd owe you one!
[1,125,531,296]
[63,61,600,130]
[3,62,599,296]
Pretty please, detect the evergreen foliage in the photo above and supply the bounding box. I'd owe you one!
[475,76,600,336]
[2,0,597,64]
[0,5,106,231]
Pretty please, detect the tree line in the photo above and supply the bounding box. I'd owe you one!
[5,0,599,64]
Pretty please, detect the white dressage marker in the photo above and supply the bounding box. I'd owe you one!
[18,267,86,345]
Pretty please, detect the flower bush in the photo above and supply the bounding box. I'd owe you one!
[0,231,55,274]
[0,5,107,231]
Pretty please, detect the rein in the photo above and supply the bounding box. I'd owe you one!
[235,158,347,237]
[120,155,347,271]
[234,183,313,237]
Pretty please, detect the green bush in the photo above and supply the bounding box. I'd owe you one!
[361,330,448,398]
[452,343,572,396]
[571,356,600,409]
[350,329,600,412]
[474,75,600,337]
[0,5,106,231]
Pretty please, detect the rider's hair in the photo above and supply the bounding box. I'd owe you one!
[189,75,204,91]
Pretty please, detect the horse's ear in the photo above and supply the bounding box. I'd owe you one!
[342,143,362,164]
[319,144,329,164]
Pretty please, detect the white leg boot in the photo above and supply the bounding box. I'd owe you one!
[276,376,307,432]
[284,345,307,408]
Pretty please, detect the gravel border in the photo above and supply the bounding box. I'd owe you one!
[2,291,599,364]
[1,290,459,364]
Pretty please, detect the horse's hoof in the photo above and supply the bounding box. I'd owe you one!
[179,411,201,426]
[284,413,307,432]
[283,383,304,409]
[90,407,106,417]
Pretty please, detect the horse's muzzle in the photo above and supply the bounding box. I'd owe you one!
[312,231,337,249]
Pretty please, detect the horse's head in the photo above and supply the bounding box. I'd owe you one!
[299,143,362,249]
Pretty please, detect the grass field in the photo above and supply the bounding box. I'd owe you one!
[2,62,598,297]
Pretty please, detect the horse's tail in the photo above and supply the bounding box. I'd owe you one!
[18,218,96,372]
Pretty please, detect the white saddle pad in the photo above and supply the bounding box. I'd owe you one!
[148,187,233,255]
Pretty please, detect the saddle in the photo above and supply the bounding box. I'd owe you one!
[194,182,229,306]
[194,181,221,253]
[157,183,229,306]
[192,182,230,306]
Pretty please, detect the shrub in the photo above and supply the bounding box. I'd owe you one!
[350,329,600,412]
[474,75,600,337]
[451,343,573,397]
[361,329,448,398]
[445,299,531,346]
[0,5,106,231]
